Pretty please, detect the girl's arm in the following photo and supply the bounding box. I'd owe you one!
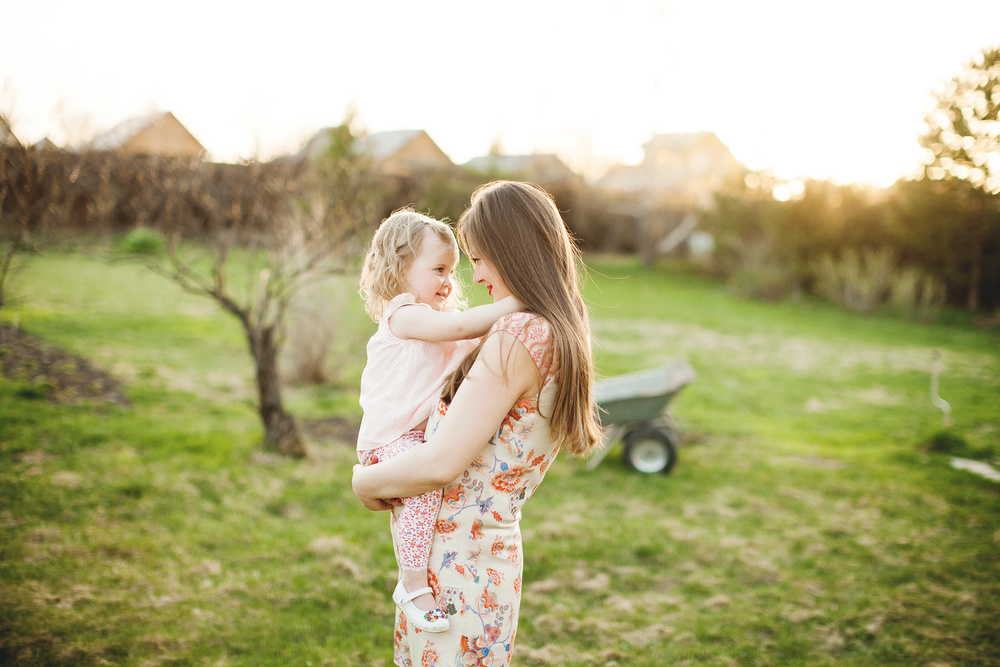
[389,296,522,342]
[352,329,541,506]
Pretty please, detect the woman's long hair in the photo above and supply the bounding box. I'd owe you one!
[442,181,602,457]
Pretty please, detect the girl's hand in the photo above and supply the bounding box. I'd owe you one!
[352,465,395,511]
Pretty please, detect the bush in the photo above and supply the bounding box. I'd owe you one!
[812,248,949,318]
[119,228,166,256]
[282,288,338,385]
[889,267,946,320]
[724,239,799,301]
[703,170,1000,313]
[812,247,897,314]
[281,279,370,386]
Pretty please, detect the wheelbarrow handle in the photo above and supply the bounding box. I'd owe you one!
[585,423,627,471]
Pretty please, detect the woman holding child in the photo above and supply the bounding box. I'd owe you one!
[352,180,601,666]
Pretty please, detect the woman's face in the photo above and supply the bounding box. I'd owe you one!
[468,247,511,302]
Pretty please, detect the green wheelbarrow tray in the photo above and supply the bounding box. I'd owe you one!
[587,359,696,474]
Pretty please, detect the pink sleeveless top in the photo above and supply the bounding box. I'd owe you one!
[357,293,479,452]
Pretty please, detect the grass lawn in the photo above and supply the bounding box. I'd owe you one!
[1,251,998,666]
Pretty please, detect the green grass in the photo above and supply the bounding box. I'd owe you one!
[2,250,999,665]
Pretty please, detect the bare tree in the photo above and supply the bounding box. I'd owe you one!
[140,128,382,456]
[0,131,28,308]
[1,115,382,454]
[0,123,79,307]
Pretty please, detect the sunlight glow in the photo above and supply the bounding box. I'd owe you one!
[2,1,1000,188]
[772,180,805,202]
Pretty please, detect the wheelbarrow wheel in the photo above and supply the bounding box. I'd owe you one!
[623,427,678,474]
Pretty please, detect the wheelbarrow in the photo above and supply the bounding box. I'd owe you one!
[586,359,696,474]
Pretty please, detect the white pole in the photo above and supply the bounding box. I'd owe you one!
[930,349,951,427]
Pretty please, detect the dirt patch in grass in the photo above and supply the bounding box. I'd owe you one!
[592,318,998,380]
[0,323,129,405]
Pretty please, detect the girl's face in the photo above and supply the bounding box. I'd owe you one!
[468,246,511,302]
[403,228,459,311]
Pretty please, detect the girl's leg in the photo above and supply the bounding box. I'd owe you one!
[395,485,442,611]
[367,432,442,613]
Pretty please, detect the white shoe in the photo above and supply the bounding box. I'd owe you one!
[392,581,449,632]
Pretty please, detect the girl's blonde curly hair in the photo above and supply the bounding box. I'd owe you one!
[359,208,465,321]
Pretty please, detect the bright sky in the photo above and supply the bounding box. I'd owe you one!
[3,0,999,187]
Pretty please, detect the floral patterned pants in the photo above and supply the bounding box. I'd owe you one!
[358,430,441,571]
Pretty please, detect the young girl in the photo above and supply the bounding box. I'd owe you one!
[357,208,521,633]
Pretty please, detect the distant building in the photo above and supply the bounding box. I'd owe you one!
[464,152,584,187]
[597,131,742,204]
[298,128,454,176]
[0,115,20,147]
[84,111,206,159]
[32,137,61,151]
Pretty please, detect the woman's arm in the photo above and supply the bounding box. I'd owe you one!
[389,296,521,342]
[352,329,541,506]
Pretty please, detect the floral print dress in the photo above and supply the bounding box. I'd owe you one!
[391,312,559,667]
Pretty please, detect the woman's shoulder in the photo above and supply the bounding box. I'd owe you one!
[490,312,554,375]
[491,311,550,338]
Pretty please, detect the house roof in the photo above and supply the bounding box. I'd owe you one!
[643,131,725,153]
[464,153,580,183]
[595,131,741,197]
[32,137,61,151]
[354,129,425,159]
[300,128,425,161]
[298,128,447,166]
[84,111,205,155]
[0,115,20,147]
[86,111,168,151]
[297,127,343,161]
[465,153,552,172]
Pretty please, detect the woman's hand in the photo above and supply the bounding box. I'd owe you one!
[352,465,395,511]
[348,331,540,500]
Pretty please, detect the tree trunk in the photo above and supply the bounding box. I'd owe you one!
[249,324,305,457]
[0,242,14,308]
[967,251,981,312]
[638,209,656,268]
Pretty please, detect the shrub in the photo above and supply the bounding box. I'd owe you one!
[890,267,946,320]
[281,279,370,386]
[119,228,166,256]
[727,240,799,301]
[282,283,336,385]
[813,248,949,318]
[812,248,897,313]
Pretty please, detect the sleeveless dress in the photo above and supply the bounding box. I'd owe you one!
[391,312,560,667]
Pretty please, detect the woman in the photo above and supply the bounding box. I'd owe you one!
[353,180,602,666]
